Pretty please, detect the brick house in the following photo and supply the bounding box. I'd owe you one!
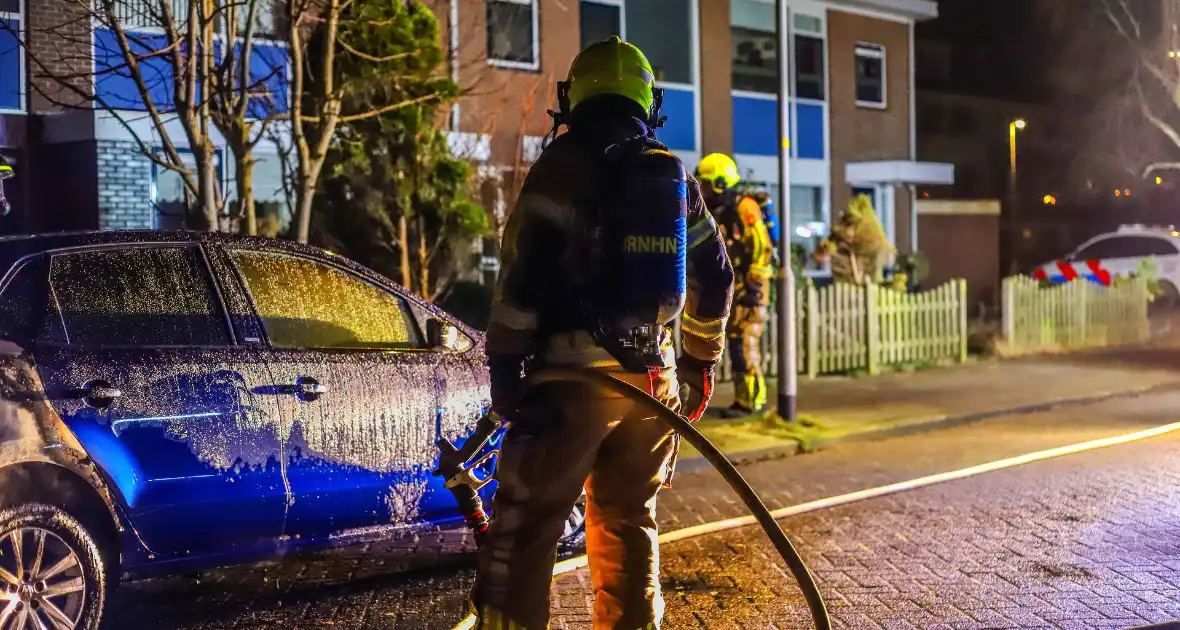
[1,0,952,269]
[435,0,954,273]
[0,0,291,235]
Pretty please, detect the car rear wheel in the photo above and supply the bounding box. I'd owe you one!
[0,504,105,630]
[1153,280,1180,311]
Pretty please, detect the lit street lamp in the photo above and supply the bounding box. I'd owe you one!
[1008,118,1026,274]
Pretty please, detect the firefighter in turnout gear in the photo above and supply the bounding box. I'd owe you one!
[695,153,774,417]
[472,37,734,629]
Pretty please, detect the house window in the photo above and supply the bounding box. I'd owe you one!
[0,0,23,112]
[152,149,223,230]
[854,43,886,108]
[234,0,281,38]
[795,35,824,100]
[787,185,826,271]
[580,0,622,51]
[731,26,776,93]
[113,0,190,31]
[626,0,692,84]
[487,0,539,70]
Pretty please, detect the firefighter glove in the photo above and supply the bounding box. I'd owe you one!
[737,283,762,307]
[677,354,715,422]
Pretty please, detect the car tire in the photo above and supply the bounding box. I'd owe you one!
[559,491,588,550]
[1153,280,1180,312]
[0,503,106,630]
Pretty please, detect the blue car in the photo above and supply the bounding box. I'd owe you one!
[0,231,585,630]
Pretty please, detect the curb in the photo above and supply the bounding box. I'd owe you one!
[677,381,1180,472]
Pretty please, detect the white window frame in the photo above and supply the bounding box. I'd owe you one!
[107,0,282,42]
[579,0,626,42]
[0,0,26,114]
[854,42,887,110]
[487,0,541,71]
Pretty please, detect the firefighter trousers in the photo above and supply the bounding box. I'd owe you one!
[471,368,680,630]
[726,305,769,412]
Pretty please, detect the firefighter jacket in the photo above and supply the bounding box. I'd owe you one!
[486,116,735,372]
[716,195,773,307]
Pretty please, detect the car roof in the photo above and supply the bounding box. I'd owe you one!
[0,230,475,336]
[0,230,340,270]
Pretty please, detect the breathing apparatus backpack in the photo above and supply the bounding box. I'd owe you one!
[544,84,688,374]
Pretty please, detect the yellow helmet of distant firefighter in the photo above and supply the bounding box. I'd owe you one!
[695,153,741,193]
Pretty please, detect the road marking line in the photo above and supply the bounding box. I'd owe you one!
[451,421,1180,630]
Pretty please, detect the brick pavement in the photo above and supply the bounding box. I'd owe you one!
[553,400,1180,629]
[105,389,1180,629]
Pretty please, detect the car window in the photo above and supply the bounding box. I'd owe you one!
[228,249,424,350]
[1132,237,1179,257]
[1076,238,1118,260]
[0,257,50,342]
[1078,236,1177,259]
[46,247,230,347]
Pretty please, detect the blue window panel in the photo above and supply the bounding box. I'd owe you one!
[655,86,695,152]
[95,29,184,111]
[732,95,783,156]
[242,42,290,118]
[0,19,20,111]
[795,102,825,159]
[96,31,287,118]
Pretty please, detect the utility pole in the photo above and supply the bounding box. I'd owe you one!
[775,0,797,422]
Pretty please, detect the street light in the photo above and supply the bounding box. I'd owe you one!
[1008,119,1026,274]
[774,0,797,423]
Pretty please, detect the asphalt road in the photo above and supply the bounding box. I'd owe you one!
[105,389,1180,629]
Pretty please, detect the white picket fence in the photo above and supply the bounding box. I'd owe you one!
[676,280,969,378]
[1001,275,1150,355]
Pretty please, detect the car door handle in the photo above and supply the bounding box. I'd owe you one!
[300,382,327,396]
[80,380,121,408]
[295,377,326,400]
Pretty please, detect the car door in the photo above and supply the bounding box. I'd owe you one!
[222,246,446,538]
[29,243,287,558]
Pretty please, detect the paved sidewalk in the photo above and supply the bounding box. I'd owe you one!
[684,345,1180,462]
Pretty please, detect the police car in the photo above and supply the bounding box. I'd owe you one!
[1032,224,1180,306]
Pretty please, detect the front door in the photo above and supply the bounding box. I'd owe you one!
[30,245,286,558]
[223,247,444,538]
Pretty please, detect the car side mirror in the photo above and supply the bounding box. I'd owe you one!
[427,319,471,353]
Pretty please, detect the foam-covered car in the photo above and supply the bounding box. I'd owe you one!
[0,231,584,630]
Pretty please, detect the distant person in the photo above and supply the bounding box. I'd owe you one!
[696,153,774,417]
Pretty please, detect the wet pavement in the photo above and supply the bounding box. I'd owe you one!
[105,389,1180,629]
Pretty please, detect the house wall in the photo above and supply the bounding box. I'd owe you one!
[827,10,911,231]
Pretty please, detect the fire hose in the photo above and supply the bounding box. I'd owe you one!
[434,368,831,630]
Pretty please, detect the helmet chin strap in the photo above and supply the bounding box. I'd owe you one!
[544,83,667,149]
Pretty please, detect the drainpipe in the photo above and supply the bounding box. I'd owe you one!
[449,0,460,131]
[908,184,919,253]
[908,19,918,254]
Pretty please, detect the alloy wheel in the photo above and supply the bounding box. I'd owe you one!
[0,527,86,630]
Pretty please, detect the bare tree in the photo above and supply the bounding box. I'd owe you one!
[1048,0,1180,184]
[4,0,289,231]
[208,0,286,235]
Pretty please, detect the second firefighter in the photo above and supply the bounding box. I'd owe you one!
[695,153,774,417]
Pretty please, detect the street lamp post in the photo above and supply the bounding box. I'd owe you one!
[775,0,797,422]
[1008,118,1025,274]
